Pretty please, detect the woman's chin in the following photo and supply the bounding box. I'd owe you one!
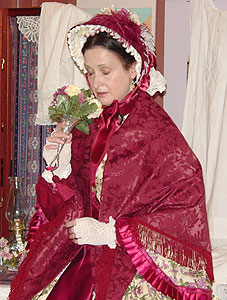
[97,97,114,106]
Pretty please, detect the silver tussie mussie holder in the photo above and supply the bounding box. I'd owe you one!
[46,115,80,171]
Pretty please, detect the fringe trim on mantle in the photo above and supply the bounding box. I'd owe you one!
[116,218,213,300]
[116,217,214,284]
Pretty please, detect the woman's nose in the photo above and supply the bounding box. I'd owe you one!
[92,74,101,89]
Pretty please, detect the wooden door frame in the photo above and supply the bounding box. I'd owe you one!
[0,8,41,237]
[154,0,165,107]
[0,9,4,235]
[0,8,12,237]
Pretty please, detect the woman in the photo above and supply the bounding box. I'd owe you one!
[9,8,214,300]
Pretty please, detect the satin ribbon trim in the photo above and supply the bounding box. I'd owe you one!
[25,204,48,250]
[90,100,121,216]
[90,100,121,186]
[117,222,212,300]
[138,53,155,93]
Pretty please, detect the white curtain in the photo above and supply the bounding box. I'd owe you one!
[36,3,92,125]
[182,0,227,285]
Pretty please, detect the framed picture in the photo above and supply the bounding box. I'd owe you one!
[77,0,157,37]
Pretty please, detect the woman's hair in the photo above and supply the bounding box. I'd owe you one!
[82,32,136,70]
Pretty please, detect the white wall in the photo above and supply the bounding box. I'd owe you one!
[164,0,190,129]
[164,0,227,130]
[77,0,155,7]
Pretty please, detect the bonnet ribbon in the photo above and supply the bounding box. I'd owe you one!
[138,52,155,93]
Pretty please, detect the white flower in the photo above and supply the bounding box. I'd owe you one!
[87,98,103,119]
[65,85,81,97]
[12,251,19,257]
[3,246,10,254]
[0,237,8,248]
[141,26,155,54]
[130,12,141,25]
[100,5,116,15]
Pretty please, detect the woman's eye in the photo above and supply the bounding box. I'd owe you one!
[88,72,94,77]
[101,69,110,75]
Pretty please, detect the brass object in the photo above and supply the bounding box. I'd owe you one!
[1,58,5,70]
[5,177,29,266]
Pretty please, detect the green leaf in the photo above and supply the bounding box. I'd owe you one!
[61,102,68,114]
[76,120,89,135]
[70,95,79,109]
[81,88,92,98]
[87,118,93,125]
[57,94,66,104]
[76,103,98,118]
[48,106,56,114]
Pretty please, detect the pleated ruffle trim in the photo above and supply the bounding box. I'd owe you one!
[116,218,213,300]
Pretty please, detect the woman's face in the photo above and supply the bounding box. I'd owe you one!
[84,47,136,106]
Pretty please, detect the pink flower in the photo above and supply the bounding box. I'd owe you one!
[78,92,85,104]
[3,246,10,254]
[6,252,13,260]
[52,92,58,103]
[0,240,8,248]
[52,86,67,103]
[60,86,67,94]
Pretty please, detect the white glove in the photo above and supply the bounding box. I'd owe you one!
[41,139,72,183]
[74,216,116,249]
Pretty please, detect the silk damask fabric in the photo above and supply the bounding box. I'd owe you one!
[94,151,213,300]
[9,89,213,300]
[93,153,213,300]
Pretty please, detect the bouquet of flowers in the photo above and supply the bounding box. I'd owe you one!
[48,85,102,135]
[47,85,102,170]
[0,237,22,270]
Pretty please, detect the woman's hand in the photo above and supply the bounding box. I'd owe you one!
[45,122,72,151]
[42,122,73,181]
[65,219,78,244]
[65,217,116,249]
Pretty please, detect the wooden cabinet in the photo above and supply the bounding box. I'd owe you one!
[0,8,40,237]
[0,8,14,238]
[0,1,17,8]
[0,11,3,228]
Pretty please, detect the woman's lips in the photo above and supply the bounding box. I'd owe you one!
[96,92,108,98]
